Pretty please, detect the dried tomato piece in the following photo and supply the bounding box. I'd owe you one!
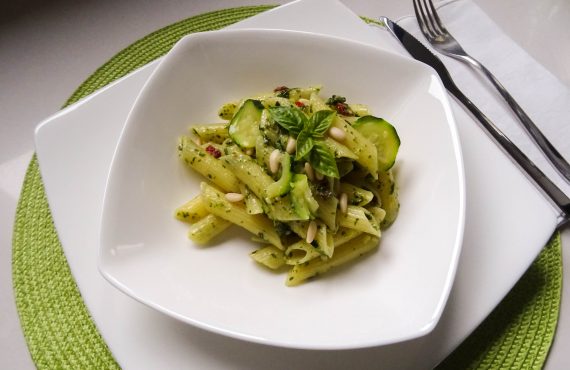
[273,86,290,98]
[334,102,354,116]
[205,145,221,158]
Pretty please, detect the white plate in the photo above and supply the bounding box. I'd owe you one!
[98,28,465,349]
[34,0,558,368]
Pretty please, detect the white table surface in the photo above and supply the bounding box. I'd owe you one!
[1,0,569,368]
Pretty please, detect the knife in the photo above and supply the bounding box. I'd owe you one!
[380,17,570,229]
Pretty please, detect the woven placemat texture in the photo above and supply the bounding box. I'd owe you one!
[12,5,562,369]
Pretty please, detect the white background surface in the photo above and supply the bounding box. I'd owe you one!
[1,0,569,368]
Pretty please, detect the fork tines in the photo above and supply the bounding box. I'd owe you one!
[413,0,447,39]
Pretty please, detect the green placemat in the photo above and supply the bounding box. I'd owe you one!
[12,6,563,370]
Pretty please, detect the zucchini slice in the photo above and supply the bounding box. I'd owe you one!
[353,115,400,171]
[228,99,263,149]
[290,174,319,219]
[266,152,292,198]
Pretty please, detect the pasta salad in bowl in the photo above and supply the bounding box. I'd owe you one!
[176,85,401,286]
[99,29,465,349]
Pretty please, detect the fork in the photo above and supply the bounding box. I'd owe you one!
[412,0,570,185]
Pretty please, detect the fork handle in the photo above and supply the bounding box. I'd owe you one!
[454,54,570,184]
[446,80,570,226]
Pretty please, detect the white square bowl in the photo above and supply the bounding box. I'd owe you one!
[99,28,465,349]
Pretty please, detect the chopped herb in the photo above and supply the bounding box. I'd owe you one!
[274,222,291,236]
[326,95,346,105]
[315,183,334,199]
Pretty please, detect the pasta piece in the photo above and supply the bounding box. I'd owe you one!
[285,240,322,265]
[223,152,308,221]
[331,116,378,178]
[316,223,334,258]
[255,135,273,169]
[221,152,273,199]
[174,195,208,224]
[338,205,380,237]
[339,183,374,206]
[188,214,232,245]
[218,102,238,120]
[315,194,338,231]
[333,227,362,247]
[240,183,264,215]
[309,91,331,112]
[362,170,400,229]
[200,182,283,249]
[286,234,379,286]
[366,206,387,226]
[260,96,292,108]
[349,103,370,117]
[288,221,333,257]
[324,137,358,160]
[250,246,286,269]
[192,123,229,144]
[298,86,322,99]
[178,136,240,193]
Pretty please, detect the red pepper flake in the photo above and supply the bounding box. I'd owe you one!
[205,145,221,158]
[295,101,305,108]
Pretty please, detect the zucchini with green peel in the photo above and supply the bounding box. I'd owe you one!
[290,174,319,219]
[265,152,292,198]
[353,115,400,171]
[228,99,263,149]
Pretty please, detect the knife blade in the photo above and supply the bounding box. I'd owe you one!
[380,16,570,228]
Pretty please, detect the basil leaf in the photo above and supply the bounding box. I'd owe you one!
[310,110,336,137]
[309,141,339,178]
[268,106,307,135]
[295,129,314,160]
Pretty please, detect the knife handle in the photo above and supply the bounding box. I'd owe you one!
[447,83,570,222]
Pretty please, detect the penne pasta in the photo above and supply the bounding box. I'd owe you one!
[174,195,209,224]
[250,245,286,269]
[175,85,400,285]
[200,182,283,249]
[178,136,240,193]
[188,213,232,245]
[286,234,380,286]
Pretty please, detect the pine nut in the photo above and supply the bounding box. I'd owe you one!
[245,148,254,156]
[304,162,315,181]
[192,136,202,146]
[340,192,348,214]
[269,149,281,174]
[286,136,297,154]
[225,192,244,202]
[328,126,347,142]
[306,221,317,244]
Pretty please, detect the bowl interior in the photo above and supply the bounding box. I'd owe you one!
[99,29,464,349]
